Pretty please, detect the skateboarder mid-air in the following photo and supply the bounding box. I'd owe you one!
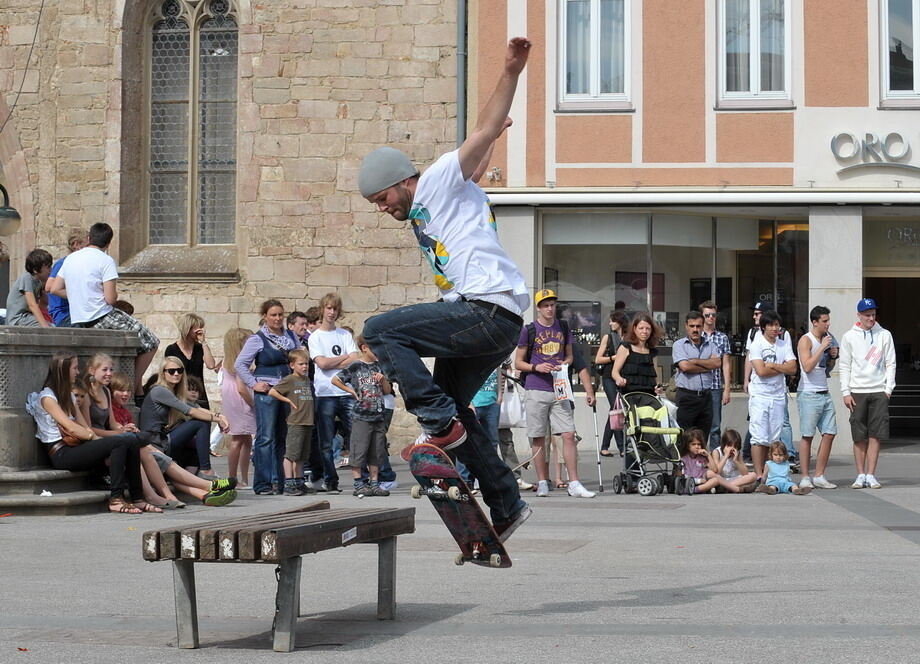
[360,37,533,540]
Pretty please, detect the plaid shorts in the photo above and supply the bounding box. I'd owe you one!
[88,308,160,354]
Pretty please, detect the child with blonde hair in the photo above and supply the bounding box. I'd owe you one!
[758,441,812,495]
[221,327,255,486]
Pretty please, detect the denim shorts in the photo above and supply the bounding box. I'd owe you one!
[797,391,837,437]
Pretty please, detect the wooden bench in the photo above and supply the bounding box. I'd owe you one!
[142,501,415,652]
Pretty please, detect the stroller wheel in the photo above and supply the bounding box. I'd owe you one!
[684,478,697,496]
[637,476,658,496]
[612,474,623,494]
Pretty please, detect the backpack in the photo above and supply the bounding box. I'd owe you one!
[521,319,570,383]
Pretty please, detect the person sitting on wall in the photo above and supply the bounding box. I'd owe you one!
[26,352,156,514]
[6,248,53,328]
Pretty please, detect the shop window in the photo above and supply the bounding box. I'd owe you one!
[541,211,808,377]
[718,0,792,108]
[882,0,920,105]
[148,0,238,246]
[559,0,632,110]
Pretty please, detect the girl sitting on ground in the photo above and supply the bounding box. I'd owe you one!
[26,352,154,514]
[103,365,236,508]
[710,429,757,492]
[758,441,812,495]
[679,428,746,494]
[139,356,230,482]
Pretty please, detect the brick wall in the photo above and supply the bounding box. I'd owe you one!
[0,0,461,444]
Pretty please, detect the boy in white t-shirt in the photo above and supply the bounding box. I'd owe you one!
[358,37,533,540]
[49,223,159,404]
[747,310,798,479]
[307,292,359,493]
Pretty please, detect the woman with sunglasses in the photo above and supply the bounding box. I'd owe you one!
[139,356,229,480]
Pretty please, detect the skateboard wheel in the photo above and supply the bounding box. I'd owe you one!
[447,486,462,501]
[489,554,502,568]
[454,553,465,566]
[410,485,422,499]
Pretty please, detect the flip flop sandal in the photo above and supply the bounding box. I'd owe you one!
[161,499,186,510]
[600,450,614,457]
[133,502,164,513]
[108,499,142,515]
[555,481,568,489]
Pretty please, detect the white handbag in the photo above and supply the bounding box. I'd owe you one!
[499,380,527,429]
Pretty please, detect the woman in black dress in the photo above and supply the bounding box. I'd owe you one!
[163,313,218,409]
[611,312,664,396]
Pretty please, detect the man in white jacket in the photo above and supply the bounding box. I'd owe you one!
[838,298,897,489]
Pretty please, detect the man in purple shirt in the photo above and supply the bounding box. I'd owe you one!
[514,289,595,498]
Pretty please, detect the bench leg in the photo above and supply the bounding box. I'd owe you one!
[377,536,396,620]
[273,556,302,652]
[172,560,199,649]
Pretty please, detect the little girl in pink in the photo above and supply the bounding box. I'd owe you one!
[679,429,746,494]
[221,328,256,487]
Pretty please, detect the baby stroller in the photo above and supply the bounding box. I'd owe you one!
[611,391,684,496]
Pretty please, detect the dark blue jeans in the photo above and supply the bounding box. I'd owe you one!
[364,299,526,524]
[253,392,288,493]
[315,395,354,489]
[167,419,211,471]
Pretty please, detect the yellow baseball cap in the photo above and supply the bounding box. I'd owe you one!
[534,289,557,306]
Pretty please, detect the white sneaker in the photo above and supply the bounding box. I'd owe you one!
[799,476,814,490]
[865,474,882,489]
[851,474,867,489]
[517,478,534,491]
[378,480,398,491]
[567,480,596,498]
[812,476,837,489]
[536,480,549,497]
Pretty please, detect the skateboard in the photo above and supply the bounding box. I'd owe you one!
[408,443,512,568]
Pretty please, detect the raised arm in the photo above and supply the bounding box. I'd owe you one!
[457,38,531,180]
[471,117,513,183]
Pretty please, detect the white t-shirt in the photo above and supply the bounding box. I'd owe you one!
[748,333,794,398]
[25,388,71,444]
[308,327,359,397]
[57,246,118,323]
[409,150,529,313]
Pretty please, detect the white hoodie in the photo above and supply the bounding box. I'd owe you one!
[838,321,896,396]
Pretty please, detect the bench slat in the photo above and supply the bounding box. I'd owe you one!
[235,507,394,560]
[219,511,367,561]
[260,508,416,561]
[143,501,329,561]
[195,501,330,560]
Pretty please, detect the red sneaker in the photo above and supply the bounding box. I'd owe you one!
[399,419,468,461]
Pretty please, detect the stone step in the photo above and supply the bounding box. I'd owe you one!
[0,469,93,495]
[0,490,108,516]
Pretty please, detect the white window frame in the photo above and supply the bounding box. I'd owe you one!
[717,0,793,108]
[558,0,632,111]
[880,0,920,106]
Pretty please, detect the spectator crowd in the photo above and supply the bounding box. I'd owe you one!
[11,222,900,516]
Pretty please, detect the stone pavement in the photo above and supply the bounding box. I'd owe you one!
[2,443,920,663]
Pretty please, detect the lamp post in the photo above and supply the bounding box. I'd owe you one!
[0,184,21,237]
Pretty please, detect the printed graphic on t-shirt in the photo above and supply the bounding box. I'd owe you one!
[758,345,777,364]
[536,330,562,358]
[865,345,884,372]
[409,205,453,291]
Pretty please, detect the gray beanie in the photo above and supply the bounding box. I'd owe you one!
[358,147,418,197]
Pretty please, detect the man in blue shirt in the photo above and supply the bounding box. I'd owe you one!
[671,311,721,435]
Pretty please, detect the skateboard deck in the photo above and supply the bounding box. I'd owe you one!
[408,443,512,568]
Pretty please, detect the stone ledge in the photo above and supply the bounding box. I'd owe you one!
[0,490,108,516]
[0,469,91,495]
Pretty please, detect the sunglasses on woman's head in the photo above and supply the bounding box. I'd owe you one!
[165,367,185,375]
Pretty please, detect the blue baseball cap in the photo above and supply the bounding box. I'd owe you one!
[857,298,877,312]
